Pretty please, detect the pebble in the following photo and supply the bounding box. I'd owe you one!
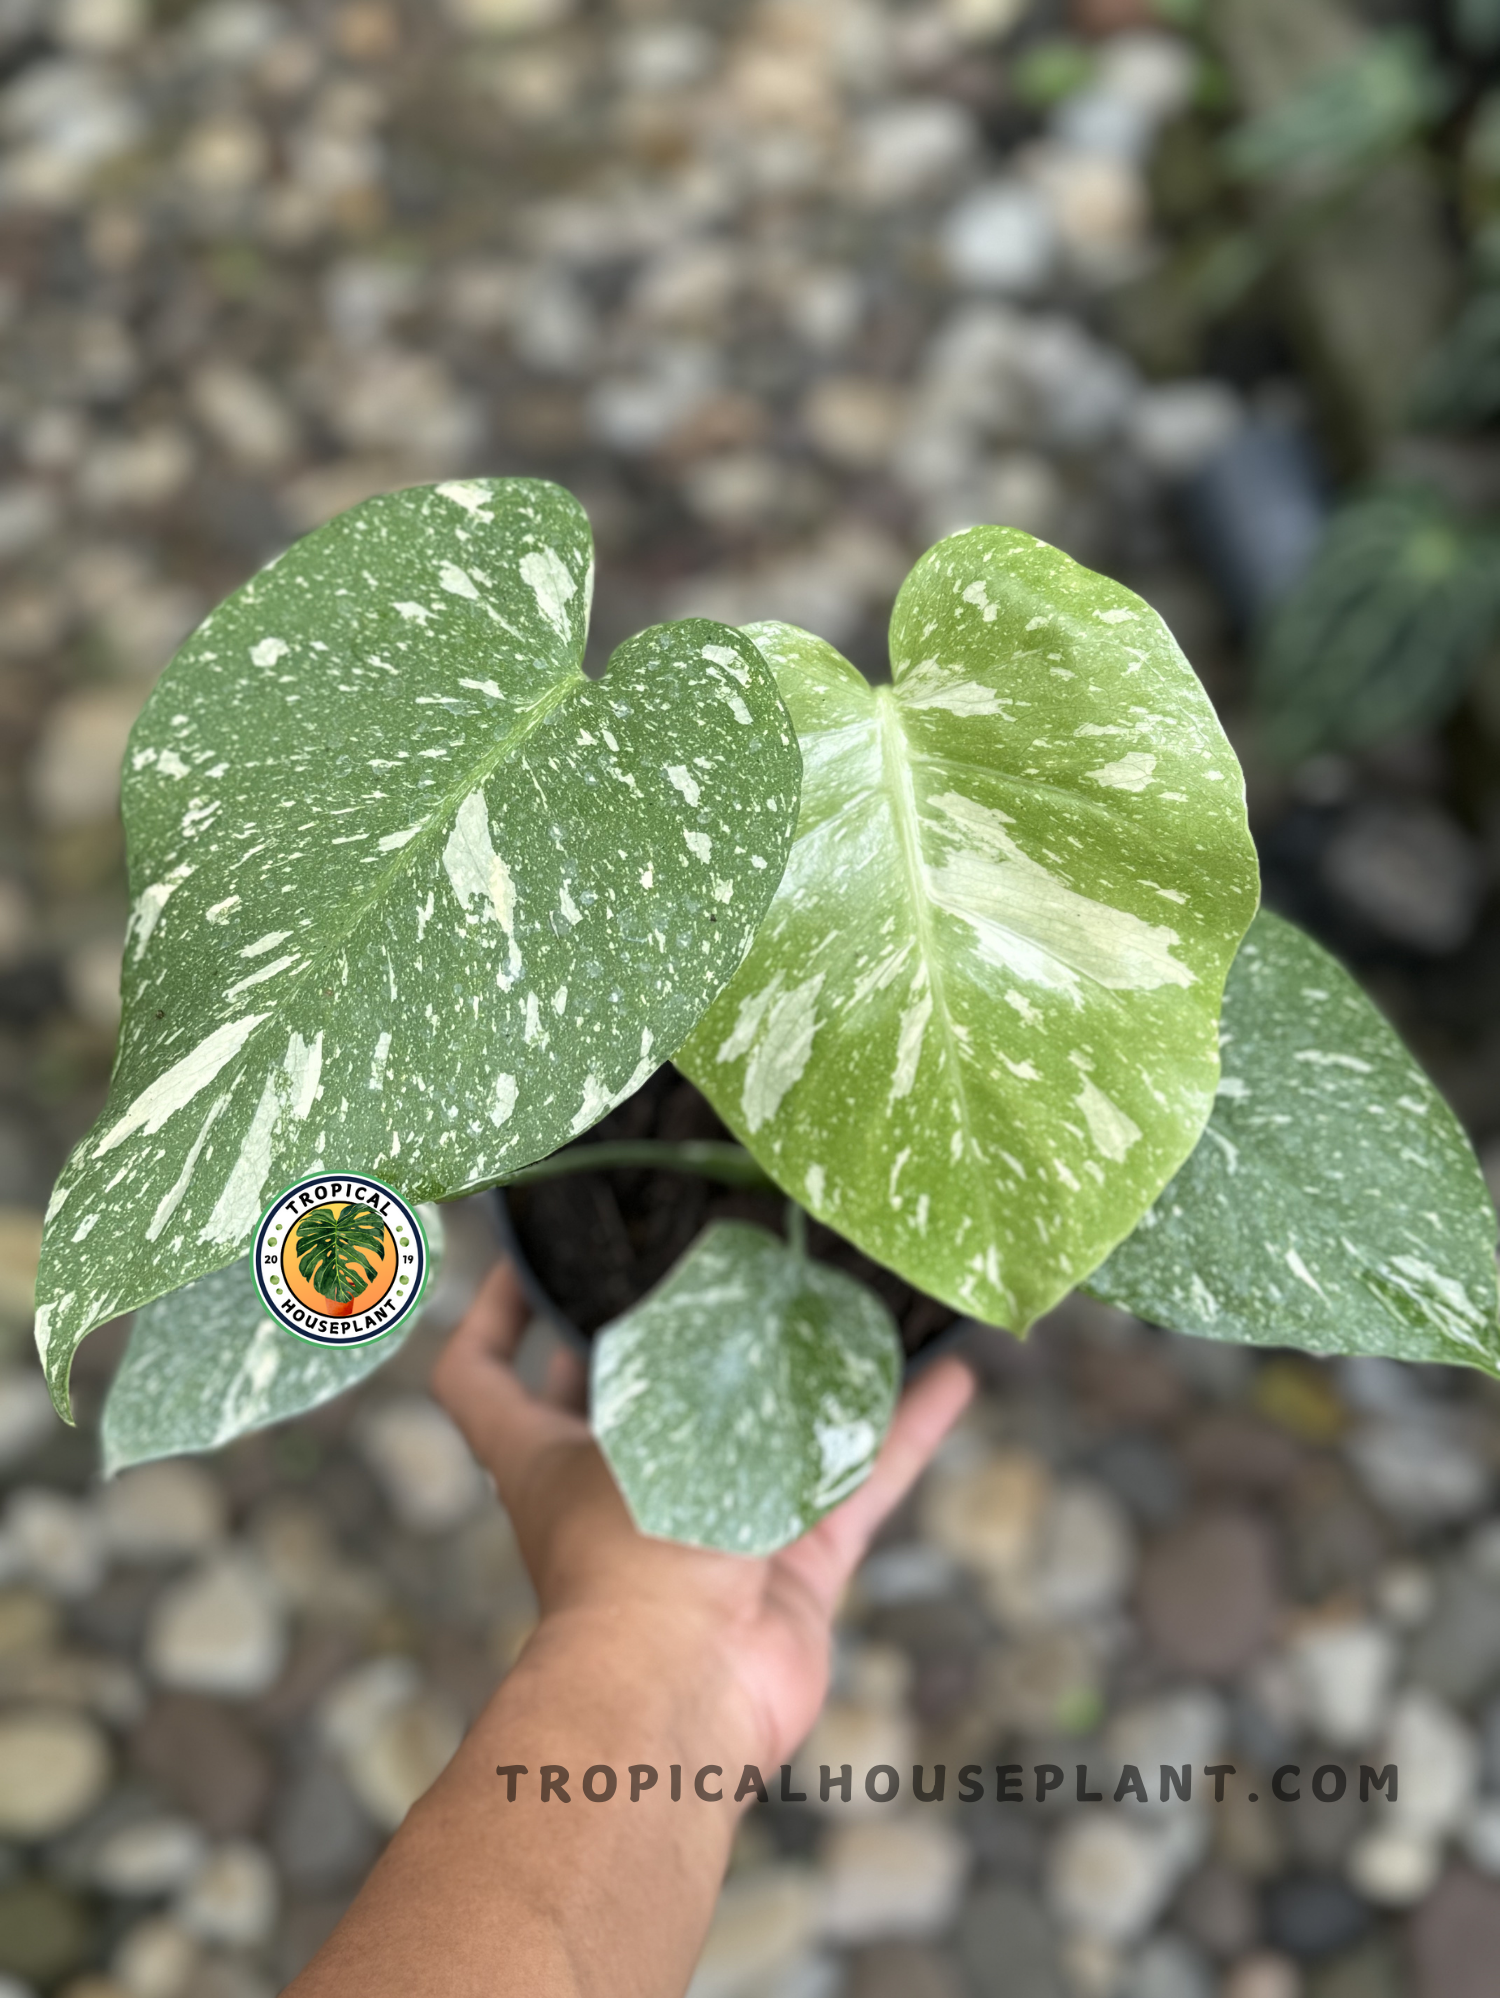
[270,1758,378,1893]
[919,1445,1049,1582]
[1346,1413,1493,1527]
[1125,381,1244,480]
[850,98,976,206]
[1222,1951,1300,1998]
[89,1814,209,1897]
[1322,804,1486,955]
[174,1839,278,1948]
[1461,1796,1500,1875]
[144,1553,287,1698]
[0,1370,59,1472]
[819,1816,970,1943]
[687,1866,819,1999]
[1263,1872,1369,1957]
[1136,1510,1279,1676]
[955,1883,1060,1998]
[189,362,301,471]
[110,1913,202,1999]
[0,1487,106,1597]
[941,181,1058,294]
[0,1210,42,1324]
[796,1696,915,1817]
[318,1656,463,1830]
[1375,1687,1477,1843]
[1410,1865,1500,1996]
[27,685,147,828]
[0,1706,112,1840]
[352,1397,489,1534]
[1346,1827,1443,1908]
[130,1692,273,1836]
[1285,1617,1396,1747]
[77,427,197,513]
[1119,1931,1213,1999]
[100,1462,227,1564]
[1407,1558,1500,1707]
[1046,1818,1186,1947]
[0,1874,95,1989]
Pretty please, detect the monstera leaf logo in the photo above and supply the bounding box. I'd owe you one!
[294,1203,388,1315]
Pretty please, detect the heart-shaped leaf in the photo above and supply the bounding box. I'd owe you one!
[591,1221,901,1556]
[101,1205,445,1474]
[677,526,1259,1332]
[1088,909,1500,1370]
[37,479,800,1416]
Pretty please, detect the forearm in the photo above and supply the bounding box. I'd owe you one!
[286,1604,766,1998]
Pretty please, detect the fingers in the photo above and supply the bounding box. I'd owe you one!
[542,1343,589,1415]
[805,1355,975,1586]
[430,1261,575,1496]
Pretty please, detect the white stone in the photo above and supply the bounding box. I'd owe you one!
[78,426,196,512]
[1029,1480,1136,1624]
[101,1461,227,1563]
[854,1540,958,1608]
[1106,1688,1228,1791]
[111,1914,202,1999]
[0,1369,59,1471]
[447,0,574,34]
[28,685,147,827]
[91,1815,209,1897]
[64,935,123,1030]
[1125,382,1243,479]
[919,1444,1050,1582]
[1379,1687,1477,1841]
[1286,1619,1397,1748]
[1373,1560,1436,1630]
[1346,1829,1443,1908]
[942,181,1057,295]
[1123,1932,1215,1999]
[174,1839,278,1948]
[0,1208,42,1322]
[801,375,907,471]
[1048,1818,1186,1947]
[688,1867,820,1999]
[1463,1796,1500,1876]
[921,450,1065,546]
[0,1486,106,1597]
[794,1698,915,1818]
[819,1815,970,1942]
[145,1552,287,1697]
[190,362,300,470]
[353,1396,488,1533]
[319,1656,463,1831]
[58,0,146,53]
[0,1706,112,1838]
[1028,147,1149,277]
[0,481,60,559]
[1347,1412,1493,1526]
[851,98,976,206]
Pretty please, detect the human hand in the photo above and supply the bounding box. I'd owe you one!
[431,1259,974,1772]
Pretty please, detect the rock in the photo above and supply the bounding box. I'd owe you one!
[687,1866,819,1999]
[1137,1511,1280,1676]
[1322,805,1486,955]
[800,376,907,471]
[78,426,197,512]
[189,363,300,470]
[1406,1560,1500,1707]
[1222,1951,1299,1998]
[1461,1798,1500,1876]
[1409,1866,1500,1996]
[1106,1688,1228,1791]
[795,1697,915,1818]
[130,1694,273,1835]
[145,1554,287,1697]
[1373,1560,1436,1631]
[919,1446,1049,1585]
[111,1913,202,1998]
[0,1210,42,1324]
[1047,1818,1188,1947]
[1028,146,1148,281]
[956,1883,1060,1998]
[89,1815,208,1897]
[0,1369,59,1471]
[847,1940,964,1996]
[1264,1872,1370,1957]
[1017,1480,1135,1626]
[1348,1413,1493,1528]
[63,934,123,1030]
[0,1875,96,1988]
[1171,1860,1259,1958]
[0,1585,59,1656]
[352,1397,488,1533]
[318,1656,463,1831]
[853,1541,958,1609]
[0,1707,112,1839]
[174,1840,277,1948]
[28,685,147,827]
[942,181,1058,295]
[58,0,145,53]
[820,1817,970,1943]
[1286,1617,1397,1747]
[1381,1689,1477,1842]
[0,481,59,560]
[1125,382,1244,480]
[983,1622,1106,1736]
[100,1462,227,1564]
[1088,1434,1184,1528]
[0,1487,106,1597]
[270,1759,377,1892]
[850,98,976,206]
[1119,1932,1213,1998]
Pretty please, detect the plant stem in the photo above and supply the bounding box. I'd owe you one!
[499,1139,777,1192]
[785,1201,808,1261]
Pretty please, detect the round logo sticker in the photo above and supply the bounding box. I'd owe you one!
[253,1176,428,1347]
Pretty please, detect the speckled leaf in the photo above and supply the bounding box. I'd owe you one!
[591,1221,901,1555]
[101,1206,445,1474]
[1088,910,1500,1371]
[678,526,1260,1333]
[37,478,800,1417]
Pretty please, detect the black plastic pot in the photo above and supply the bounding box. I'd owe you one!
[491,1066,967,1379]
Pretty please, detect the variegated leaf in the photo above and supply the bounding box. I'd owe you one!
[100,1206,445,1474]
[37,479,800,1416]
[1088,910,1500,1370]
[678,526,1259,1332]
[591,1221,901,1556]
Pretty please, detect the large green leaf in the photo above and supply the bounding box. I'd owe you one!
[1088,910,1500,1371]
[591,1221,901,1556]
[677,526,1259,1333]
[36,479,800,1417]
[1255,487,1500,762]
[101,1205,445,1474]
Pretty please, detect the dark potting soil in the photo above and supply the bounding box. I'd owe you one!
[502,1065,960,1361]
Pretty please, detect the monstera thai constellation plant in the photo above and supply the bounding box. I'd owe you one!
[33,478,1500,1556]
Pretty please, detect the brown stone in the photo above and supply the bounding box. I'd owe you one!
[130,1694,273,1835]
[1137,1511,1280,1676]
[1180,1413,1305,1495]
[1070,1341,1188,1429]
[1410,1866,1500,1997]
[1071,0,1158,33]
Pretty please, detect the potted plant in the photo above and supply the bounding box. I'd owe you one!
[36,478,1499,1557]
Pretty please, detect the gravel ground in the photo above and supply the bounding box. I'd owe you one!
[1,1,1500,1994]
